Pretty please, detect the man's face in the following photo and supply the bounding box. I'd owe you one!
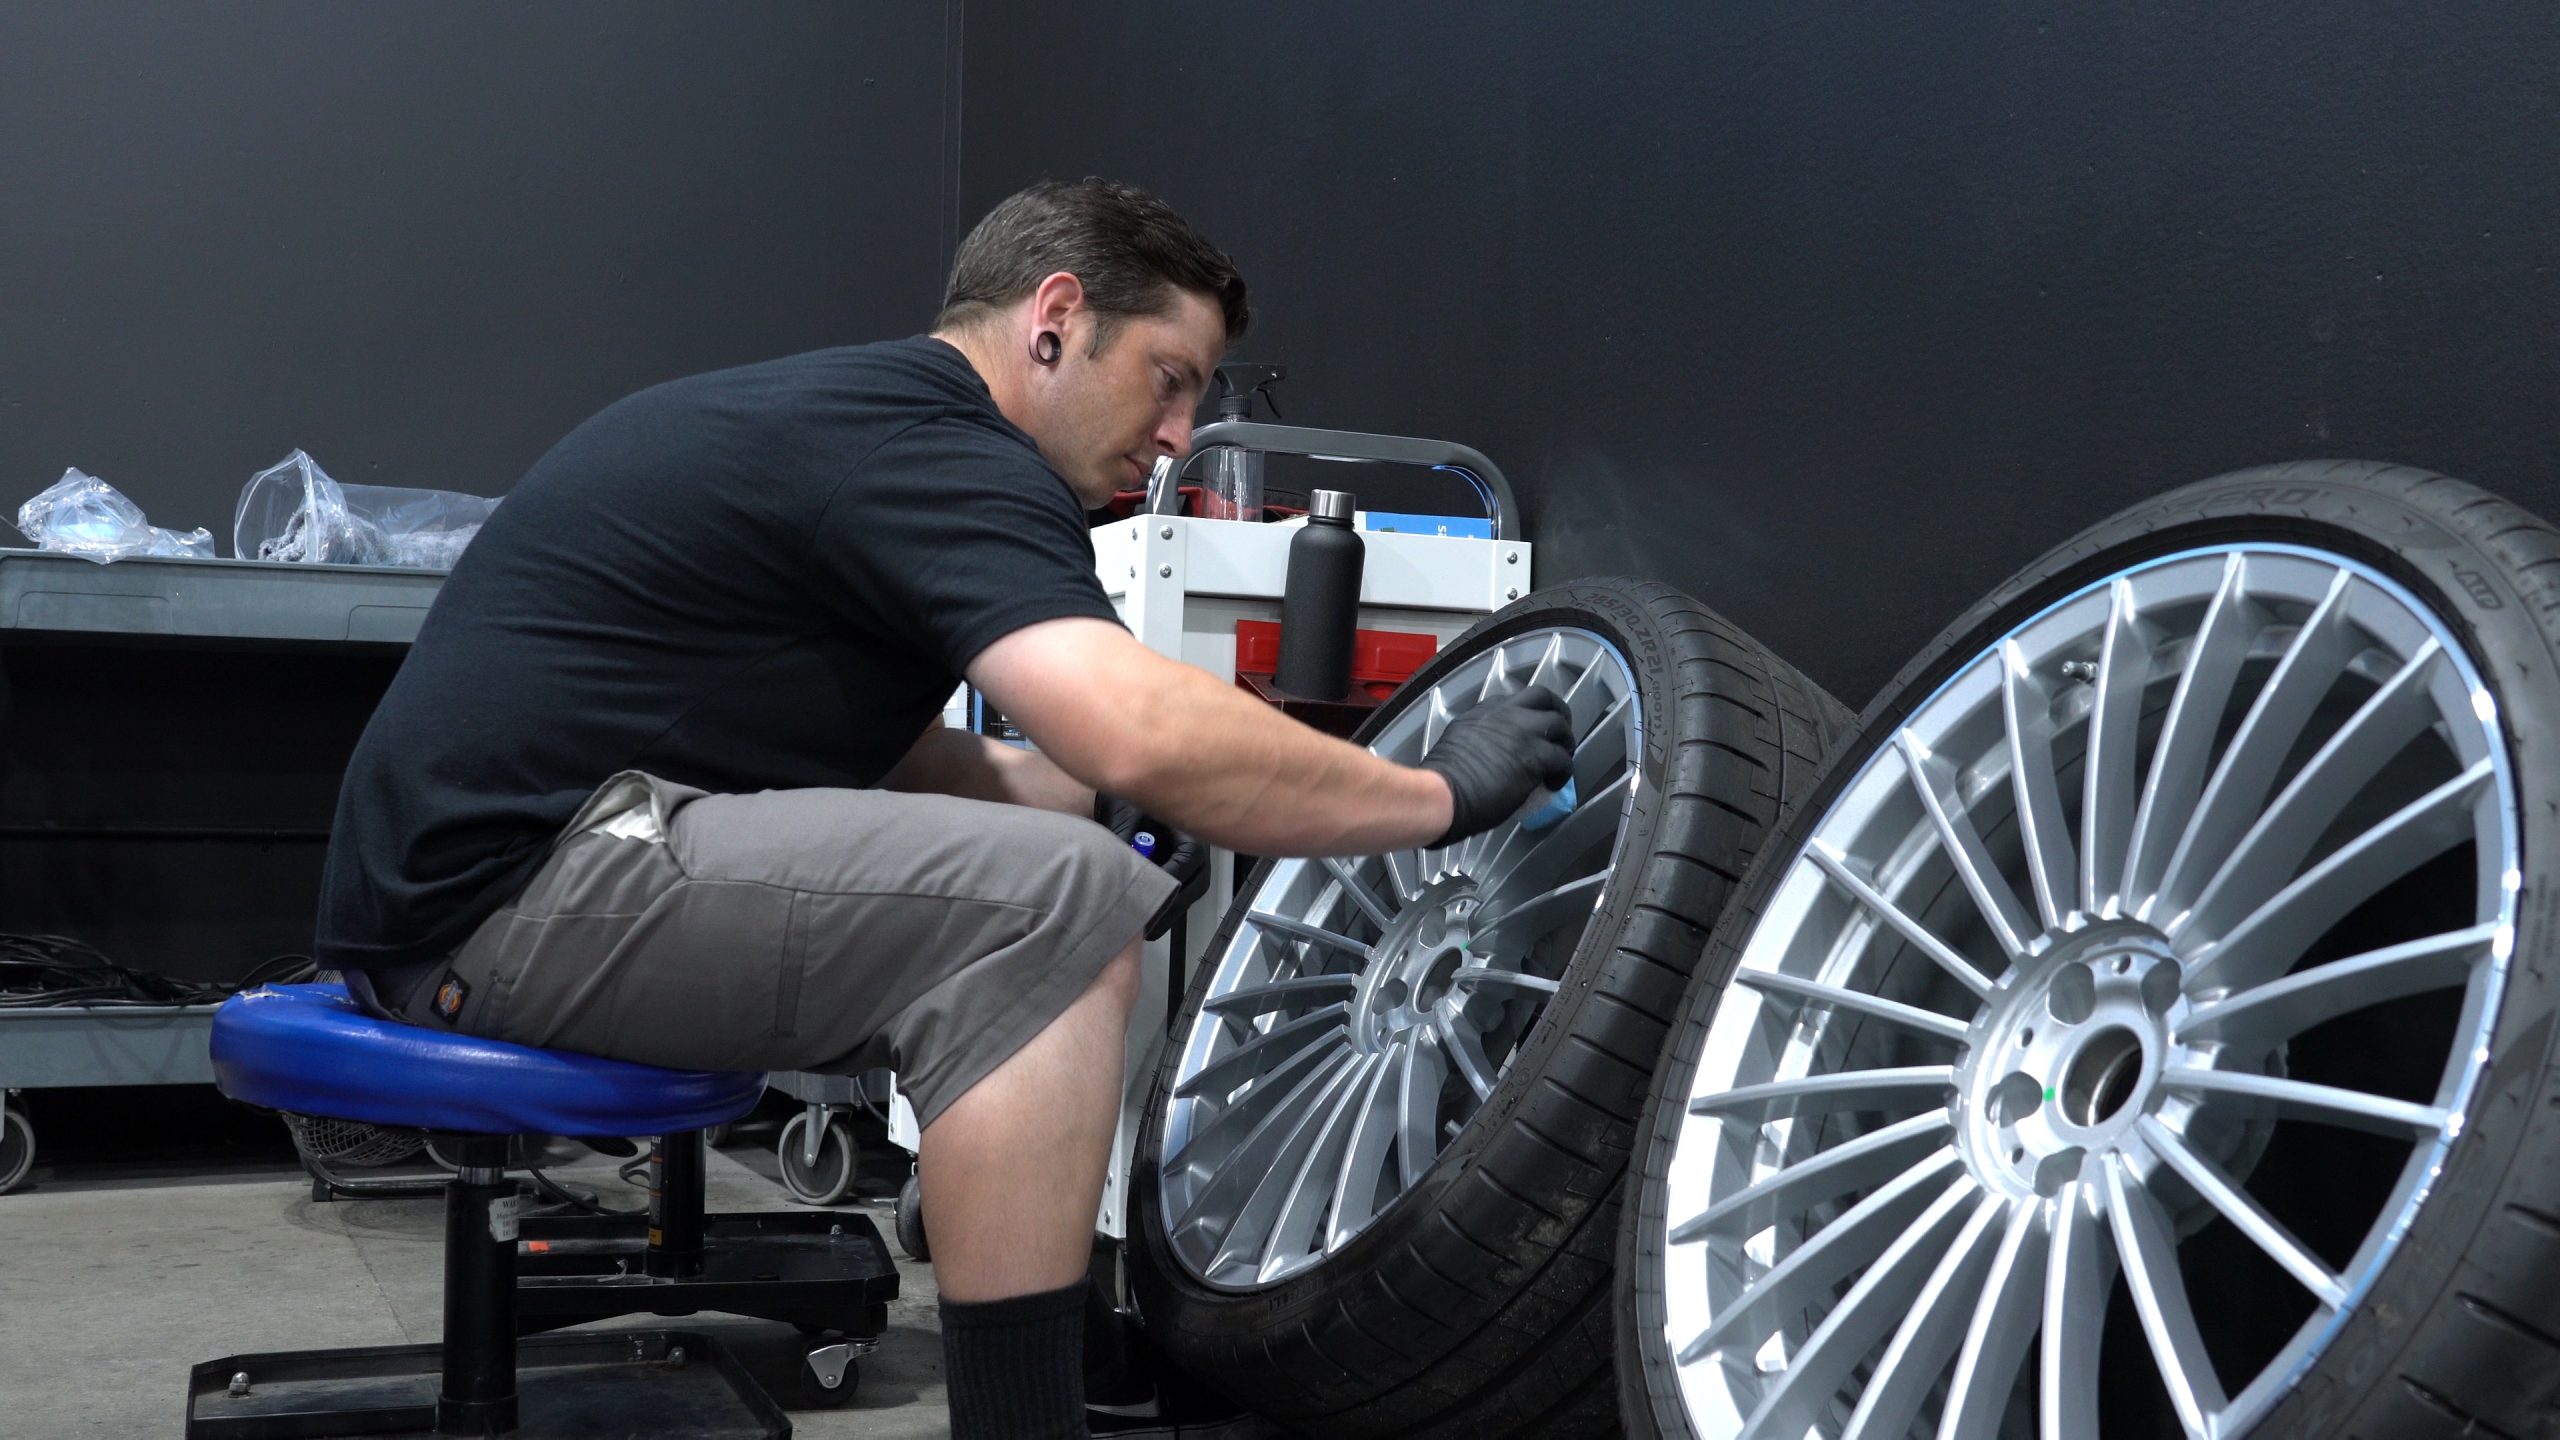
[1030,290,1227,509]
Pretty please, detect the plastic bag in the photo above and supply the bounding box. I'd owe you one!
[12,468,216,563]
[234,450,499,569]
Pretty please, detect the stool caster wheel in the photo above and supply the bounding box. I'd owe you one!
[778,1111,854,1206]
[0,1098,34,1195]
[800,1339,859,1406]
[895,1172,929,1261]
[703,1121,733,1149]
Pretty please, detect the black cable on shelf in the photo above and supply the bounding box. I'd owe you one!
[0,932,319,1008]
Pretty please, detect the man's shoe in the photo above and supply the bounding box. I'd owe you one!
[1085,1389,1260,1438]
[1085,1384,1163,1420]
[1083,1294,1264,1436]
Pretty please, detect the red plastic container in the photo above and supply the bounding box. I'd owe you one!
[1234,619,1437,702]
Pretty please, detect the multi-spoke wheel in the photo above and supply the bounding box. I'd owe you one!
[1157,622,1643,1289]
[1128,578,1854,1438]
[1621,463,2560,1440]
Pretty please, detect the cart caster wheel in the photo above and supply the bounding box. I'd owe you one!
[777,1111,855,1206]
[0,1102,35,1195]
[800,1340,859,1406]
[895,1172,929,1261]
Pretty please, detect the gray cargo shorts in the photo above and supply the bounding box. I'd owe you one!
[388,770,1176,1129]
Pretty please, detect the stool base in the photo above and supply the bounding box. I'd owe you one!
[184,1329,787,1440]
[517,1209,897,1340]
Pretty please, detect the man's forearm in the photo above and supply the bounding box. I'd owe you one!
[967,617,1457,858]
[1109,662,1451,857]
[877,691,1434,852]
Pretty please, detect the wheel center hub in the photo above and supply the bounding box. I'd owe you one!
[1954,923,2194,1196]
[2058,1023,2148,1128]
[1353,875,1488,1046]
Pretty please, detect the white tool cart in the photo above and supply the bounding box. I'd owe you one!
[772,422,1533,1240]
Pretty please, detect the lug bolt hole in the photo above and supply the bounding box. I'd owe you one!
[1991,1071,2043,1127]
[2034,1146,2088,1196]
[2048,963,2097,1024]
[2142,959,2184,1014]
[1412,949,1466,1011]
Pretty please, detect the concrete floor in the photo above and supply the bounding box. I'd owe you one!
[0,1105,952,1437]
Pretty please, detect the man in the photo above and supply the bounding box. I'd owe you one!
[317,177,1570,1438]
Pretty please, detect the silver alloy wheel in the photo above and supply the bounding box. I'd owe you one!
[1652,545,2518,1438]
[1159,626,1644,1288]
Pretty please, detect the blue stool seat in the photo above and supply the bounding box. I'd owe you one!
[211,983,764,1136]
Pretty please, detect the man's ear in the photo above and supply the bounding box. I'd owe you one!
[1029,271,1087,341]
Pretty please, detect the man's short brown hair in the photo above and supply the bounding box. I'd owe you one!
[936,178,1249,350]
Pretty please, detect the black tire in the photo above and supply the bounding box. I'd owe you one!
[1128,577,1854,1438]
[1618,461,2560,1439]
[777,1112,855,1207]
[0,1101,33,1195]
[896,1171,930,1262]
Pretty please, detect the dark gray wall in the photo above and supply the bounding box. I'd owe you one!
[960,2,2560,705]
[0,1,958,546]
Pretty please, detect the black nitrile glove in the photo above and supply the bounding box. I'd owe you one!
[1096,794,1211,941]
[1416,685,1575,848]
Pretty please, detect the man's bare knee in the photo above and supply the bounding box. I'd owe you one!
[933,938,1140,1133]
[992,940,1141,1071]
[1088,938,1142,1018]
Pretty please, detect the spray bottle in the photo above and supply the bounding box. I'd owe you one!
[1201,363,1286,521]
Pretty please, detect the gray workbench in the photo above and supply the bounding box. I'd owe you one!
[0,549,444,1184]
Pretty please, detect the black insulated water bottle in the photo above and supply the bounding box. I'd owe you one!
[1275,488,1363,701]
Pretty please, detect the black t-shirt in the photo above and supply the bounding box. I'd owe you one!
[316,337,1117,972]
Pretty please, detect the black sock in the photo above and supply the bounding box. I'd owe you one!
[942,1281,1087,1439]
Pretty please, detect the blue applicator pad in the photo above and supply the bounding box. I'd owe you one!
[1518,777,1579,835]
